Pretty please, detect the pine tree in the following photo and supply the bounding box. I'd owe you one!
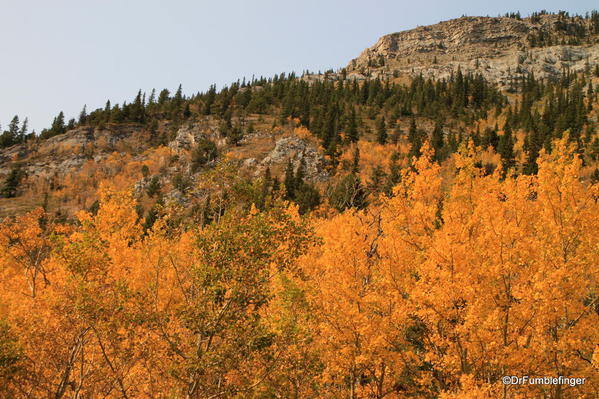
[367,165,387,194]
[351,146,360,174]
[78,105,87,124]
[0,117,19,148]
[158,89,170,105]
[52,111,66,135]
[347,108,359,143]
[258,167,272,210]
[148,89,156,105]
[8,116,19,144]
[523,129,541,175]
[498,121,516,176]
[482,126,499,150]
[408,117,422,159]
[376,116,387,144]
[17,117,28,143]
[431,121,445,162]
[1,164,26,198]
[174,84,183,103]
[385,151,401,195]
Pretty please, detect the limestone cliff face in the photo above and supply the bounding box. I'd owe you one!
[346,15,599,88]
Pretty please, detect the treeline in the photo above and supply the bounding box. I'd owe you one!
[27,70,505,159]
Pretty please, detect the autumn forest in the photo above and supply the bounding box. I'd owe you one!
[2,10,599,399]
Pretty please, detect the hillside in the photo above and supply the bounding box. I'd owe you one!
[2,12,599,220]
[0,10,598,399]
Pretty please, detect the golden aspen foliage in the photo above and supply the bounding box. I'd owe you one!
[0,135,596,398]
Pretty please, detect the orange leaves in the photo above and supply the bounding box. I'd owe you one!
[0,134,598,397]
[300,210,410,397]
[298,138,598,397]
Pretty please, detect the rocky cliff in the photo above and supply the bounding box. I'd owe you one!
[346,14,599,89]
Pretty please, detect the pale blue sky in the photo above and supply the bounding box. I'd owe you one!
[0,1,596,132]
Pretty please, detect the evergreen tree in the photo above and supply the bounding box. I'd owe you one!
[52,112,66,135]
[368,165,387,194]
[258,167,272,210]
[523,129,541,175]
[482,126,499,150]
[148,89,156,105]
[347,108,359,143]
[0,118,17,148]
[385,151,401,195]
[1,164,26,198]
[17,117,28,143]
[351,146,360,174]
[78,105,87,124]
[498,121,516,176]
[431,121,445,162]
[294,182,321,214]
[158,89,170,105]
[8,116,19,139]
[376,116,387,144]
[407,117,422,159]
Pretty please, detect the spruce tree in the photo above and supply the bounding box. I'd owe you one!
[368,165,387,194]
[376,116,387,144]
[17,117,28,143]
[351,146,360,174]
[283,161,296,200]
[498,121,516,176]
[78,105,87,124]
[431,121,445,162]
[407,117,422,159]
[1,164,26,198]
[8,116,19,144]
[482,126,499,150]
[386,151,401,195]
[51,111,66,136]
[258,167,272,210]
[347,108,359,143]
[523,129,541,175]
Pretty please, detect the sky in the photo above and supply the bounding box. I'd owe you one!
[0,0,596,132]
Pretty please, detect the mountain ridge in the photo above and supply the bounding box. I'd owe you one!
[345,13,599,89]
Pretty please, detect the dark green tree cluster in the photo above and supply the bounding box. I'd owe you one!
[69,71,502,162]
[0,116,31,148]
[19,69,505,166]
[507,71,593,174]
[283,159,320,214]
[1,164,26,198]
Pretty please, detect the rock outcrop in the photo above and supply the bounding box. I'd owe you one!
[260,136,329,182]
[346,15,599,88]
